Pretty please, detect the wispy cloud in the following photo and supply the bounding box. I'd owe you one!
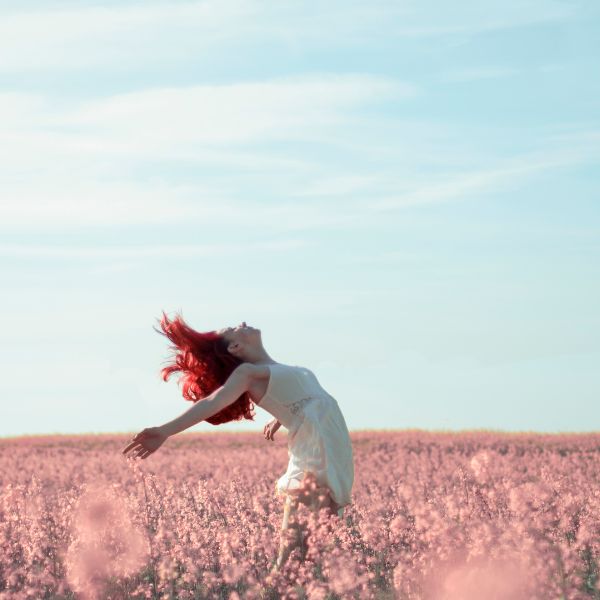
[392,0,574,38]
[286,125,600,211]
[290,175,382,197]
[439,66,520,83]
[0,1,255,71]
[1,48,596,234]
[0,75,417,230]
[0,239,311,259]
[368,141,600,210]
[0,1,576,72]
[0,180,235,228]
[59,75,416,145]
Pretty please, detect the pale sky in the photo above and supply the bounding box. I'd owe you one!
[1,0,599,437]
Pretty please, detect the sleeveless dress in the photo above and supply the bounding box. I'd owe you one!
[257,363,354,508]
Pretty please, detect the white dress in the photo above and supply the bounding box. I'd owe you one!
[257,363,354,508]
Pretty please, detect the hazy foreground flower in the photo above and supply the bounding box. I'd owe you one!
[64,482,148,599]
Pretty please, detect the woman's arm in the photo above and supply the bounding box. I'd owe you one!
[159,363,253,438]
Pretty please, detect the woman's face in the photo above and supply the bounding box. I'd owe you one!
[218,322,261,347]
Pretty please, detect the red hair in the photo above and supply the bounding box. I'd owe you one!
[153,310,256,426]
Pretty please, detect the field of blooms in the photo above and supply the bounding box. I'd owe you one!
[1,430,599,600]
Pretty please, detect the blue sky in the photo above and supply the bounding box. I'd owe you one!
[1,0,598,437]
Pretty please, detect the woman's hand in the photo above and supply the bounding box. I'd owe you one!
[264,418,281,441]
[122,426,168,459]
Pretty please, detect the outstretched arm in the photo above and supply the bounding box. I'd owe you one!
[123,363,253,459]
[159,363,253,437]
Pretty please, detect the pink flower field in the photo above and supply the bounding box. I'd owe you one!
[0,430,599,600]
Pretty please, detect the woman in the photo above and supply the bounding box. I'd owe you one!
[122,311,354,572]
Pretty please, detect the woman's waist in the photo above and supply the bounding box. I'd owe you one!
[286,393,335,415]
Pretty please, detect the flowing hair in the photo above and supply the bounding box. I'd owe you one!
[153,310,256,426]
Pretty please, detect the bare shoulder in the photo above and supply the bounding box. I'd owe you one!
[235,362,271,382]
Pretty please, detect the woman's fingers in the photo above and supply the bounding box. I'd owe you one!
[123,439,149,456]
[262,422,278,441]
[122,436,156,459]
[123,441,141,455]
[132,429,150,443]
[123,430,148,454]
[133,447,149,459]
